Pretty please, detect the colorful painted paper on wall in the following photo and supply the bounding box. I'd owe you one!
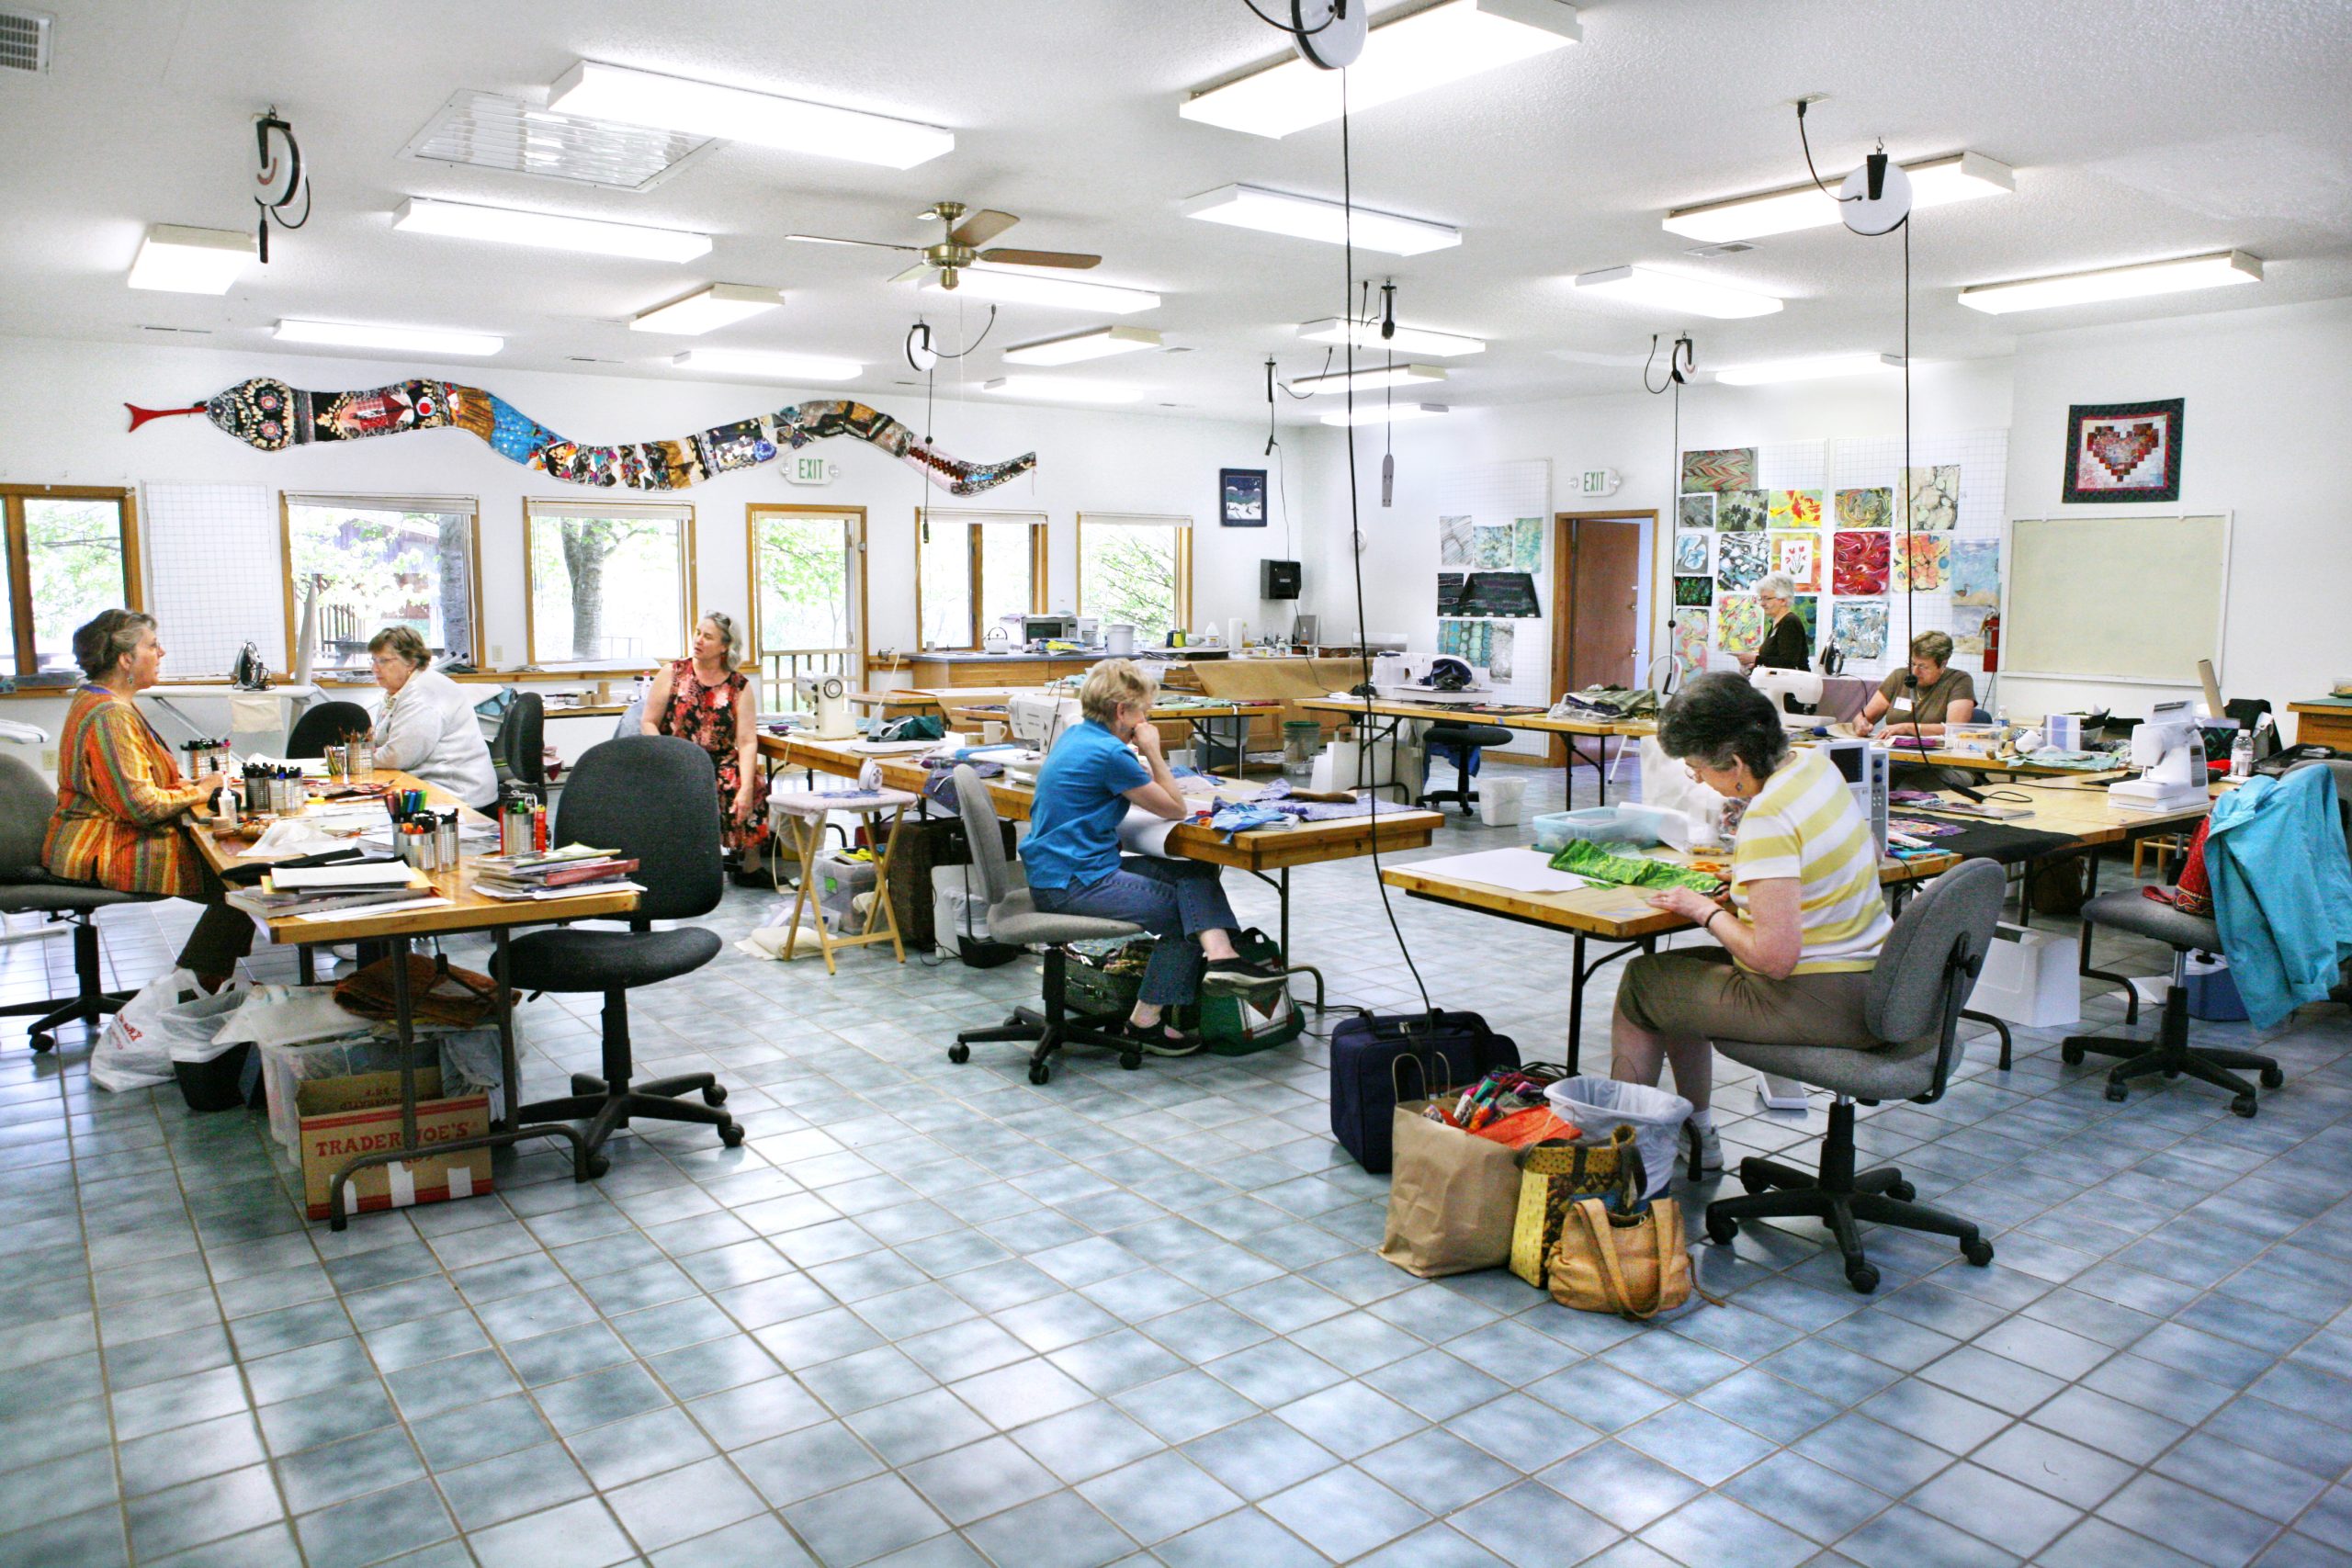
[1792,594,1819,651]
[1672,611,1710,683]
[1438,618,1469,658]
[1950,539,2000,606]
[1474,525,1514,570]
[1678,493,1716,529]
[1769,530,1821,592]
[1680,447,1758,493]
[1831,599,1888,660]
[2064,398,2183,502]
[1835,487,1892,528]
[1716,530,1769,592]
[1952,604,1993,656]
[1440,515,1474,568]
[1673,531,1712,574]
[1512,517,1544,572]
[1438,573,1467,615]
[1457,572,1541,617]
[1901,464,1961,531]
[1715,489,1768,532]
[1674,575,1713,606]
[130,377,1035,496]
[1832,530,1891,595]
[1768,489,1823,527]
[1487,623,1515,681]
[1894,532,1951,592]
[1714,593,1767,656]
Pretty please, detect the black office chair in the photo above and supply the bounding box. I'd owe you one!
[496,736,740,1170]
[285,700,372,760]
[494,693,548,801]
[0,756,157,1054]
[1419,722,1515,816]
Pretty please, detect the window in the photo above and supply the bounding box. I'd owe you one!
[0,486,140,677]
[525,500,695,667]
[281,494,481,674]
[1077,513,1191,636]
[749,504,864,690]
[915,509,1047,649]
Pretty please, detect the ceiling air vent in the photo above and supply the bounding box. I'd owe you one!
[0,8,52,75]
[1683,242,1755,258]
[403,91,714,191]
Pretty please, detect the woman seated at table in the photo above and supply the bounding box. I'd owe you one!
[368,627,497,808]
[1024,659,1279,1053]
[642,612,767,877]
[1610,672,1894,1178]
[45,610,253,991]
[1852,630,1976,739]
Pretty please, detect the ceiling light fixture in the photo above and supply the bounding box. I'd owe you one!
[1319,402,1450,427]
[1001,325,1162,366]
[1956,250,2262,314]
[127,224,253,293]
[273,319,503,355]
[1182,0,1579,139]
[981,376,1148,405]
[1180,185,1459,256]
[673,348,862,381]
[548,61,953,170]
[1289,363,1449,395]
[1663,152,2015,243]
[629,283,782,335]
[1712,353,1905,386]
[392,196,711,261]
[1570,265,1783,319]
[917,267,1160,315]
[1295,317,1485,356]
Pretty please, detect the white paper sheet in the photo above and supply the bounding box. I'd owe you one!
[292,896,450,922]
[1116,807,1180,860]
[270,863,419,891]
[1407,848,1593,896]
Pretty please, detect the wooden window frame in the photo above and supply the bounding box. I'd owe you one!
[745,502,869,693]
[277,492,486,674]
[0,484,141,677]
[521,498,698,670]
[1074,512,1193,630]
[912,508,1049,650]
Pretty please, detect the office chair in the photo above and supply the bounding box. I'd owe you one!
[285,700,372,760]
[943,765,1145,1084]
[1703,858,2005,1293]
[1419,722,1515,816]
[493,693,547,801]
[496,736,739,1169]
[0,756,157,1054]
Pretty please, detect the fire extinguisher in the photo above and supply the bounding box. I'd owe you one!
[1982,611,2000,672]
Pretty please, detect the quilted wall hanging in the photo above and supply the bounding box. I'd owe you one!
[2063,398,2183,502]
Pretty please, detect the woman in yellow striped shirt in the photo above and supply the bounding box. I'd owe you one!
[1613,673,1893,1176]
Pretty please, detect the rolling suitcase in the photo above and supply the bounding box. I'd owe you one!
[1330,1010,1520,1174]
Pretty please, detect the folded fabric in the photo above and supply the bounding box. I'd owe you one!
[1547,839,1724,895]
[1209,804,1290,838]
[1471,1107,1578,1147]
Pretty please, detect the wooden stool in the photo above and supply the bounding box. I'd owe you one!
[2133,832,2188,881]
[769,786,919,974]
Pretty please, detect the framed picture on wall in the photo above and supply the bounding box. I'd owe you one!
[2063,398,2184,502]
[1219,468,1268,526]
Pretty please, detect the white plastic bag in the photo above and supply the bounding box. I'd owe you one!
[160,986,253,1065]
[1545,1076,1694,1200]
[213,985,375,1050]
[90,969,200,1091]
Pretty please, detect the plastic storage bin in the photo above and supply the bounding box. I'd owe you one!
[1477,774,1529,828]
[2185,954,2248,1021]
[1531,805,1679,852]
[1544,1076,1693,1199]
[1967,922,2082,1028]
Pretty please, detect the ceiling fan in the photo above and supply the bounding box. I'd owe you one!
[786,200,1101,291]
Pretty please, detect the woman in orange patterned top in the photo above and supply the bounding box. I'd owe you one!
[45,610,253,988]
[640,612,768,873]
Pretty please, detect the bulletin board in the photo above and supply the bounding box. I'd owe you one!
[2002,512,2231,684]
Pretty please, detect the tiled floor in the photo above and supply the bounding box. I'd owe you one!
[4,764,2349,1567]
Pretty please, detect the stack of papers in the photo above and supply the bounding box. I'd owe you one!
[471,844,641,901]
[225,863,435,920]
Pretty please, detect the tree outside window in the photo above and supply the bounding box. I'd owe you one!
[917,512,1045,649]
[751,507,859,688]
[282,499,478,672]
[526,506,692,666]
[0,488,137,677]
[1079,517,1190,637]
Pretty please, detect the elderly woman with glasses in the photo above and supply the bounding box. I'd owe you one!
[1737,573,1812,674]
[641,612,768,869]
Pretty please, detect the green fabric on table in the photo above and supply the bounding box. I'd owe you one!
[1547,839,1724,895]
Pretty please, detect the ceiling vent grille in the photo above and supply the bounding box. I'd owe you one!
[0,8,52,75]
[1683,242,1755,258]
[403,91,714,191]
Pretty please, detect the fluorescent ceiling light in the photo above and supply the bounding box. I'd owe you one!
[918,267,1160,315]
[1320,402,1450,426]
[127,224,252,293]
[1181,185,1459,256]
[1957,250,2262,314]
[673,348,861,381]
[1182,0,1579,139]
[1570,265,1782,319]
[274,320,503,355]
[1289,363,1448,395]
[1713,353,1904,386]
[1001,325,1162,366]
[981,376,1147,405]
[1664,152,2015,243]
[392,196,711,261]
[630,283,782,335]
[1296,317,1485,356]
[548,61,952,169]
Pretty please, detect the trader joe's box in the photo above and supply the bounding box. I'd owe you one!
[298,1067,492,1221]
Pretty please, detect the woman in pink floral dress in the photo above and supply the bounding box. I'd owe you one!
[641,613,767,870]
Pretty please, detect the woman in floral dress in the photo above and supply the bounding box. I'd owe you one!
[641,612,767,872]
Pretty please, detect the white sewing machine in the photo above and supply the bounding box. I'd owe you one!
[792,675,858,740]
[1373,654,1491,705]
[2109,700,2209,812]
[1751,667,1826,719]
[1008,694,1082,751]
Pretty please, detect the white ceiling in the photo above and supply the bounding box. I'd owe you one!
[4,0,2348,422]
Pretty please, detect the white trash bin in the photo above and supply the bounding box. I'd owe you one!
[1477,773,1529,829]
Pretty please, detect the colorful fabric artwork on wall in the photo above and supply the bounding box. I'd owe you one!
[129,377,1036,496]
[1438,618,1469,658]
[1835,487,1892,528]
[1438,572,1466,615]
[1716,531,1769,592]
[1952,604,1993,656]
[1487,623,1515,681]
[1768,489,1823,527]
[1680,448,1758,493]
[1474,525,1514,570]
[1440,515,1474,568]
[1950,539,2001,607]
[1677,493,1716,529]
[1672,611,1710,683]
[1714,594,1767,655]
[1900,464,1961,531]
[1715,489,1768,532]
[1832,530,1891,595]
[1894,532,1952,592]
[1831,599,1888,660]
[1674,575,1713,606]
[1511,517,1544,572]
[1674,531,1712,574]
[2063,398,2183,502]
[1769,530,1821,592]
[1792,594,1819,650]
[1457,572,1541,618]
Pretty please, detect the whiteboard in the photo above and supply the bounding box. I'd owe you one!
[141,485,285,677]
[2002,513,2229,684]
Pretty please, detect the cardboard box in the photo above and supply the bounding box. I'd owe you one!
[298,1067,492,1222]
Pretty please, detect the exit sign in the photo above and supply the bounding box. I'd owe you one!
[1578,468,1621,497]
[786,455,835,485]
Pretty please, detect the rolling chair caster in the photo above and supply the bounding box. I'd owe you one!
[947,1043,970,1064]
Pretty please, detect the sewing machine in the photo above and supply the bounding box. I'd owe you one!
[2109,700,2209,812]
[1008,693,1082,751]
[793,675,858,740]
[1751,666,1826,719]
[1373,654,1491,705]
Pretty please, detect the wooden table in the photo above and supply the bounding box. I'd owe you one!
[2290,698,2352,750]
[1296,695,1650,807]
[928,690,1284,761]
[197,771,634,1228]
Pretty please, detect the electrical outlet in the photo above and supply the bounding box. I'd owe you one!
[490,645,503,664]
[40,749,57,771]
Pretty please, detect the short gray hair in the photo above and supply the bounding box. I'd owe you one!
[1754,574,1795,602]
[1909,630,1954,666]
[1657,671,1789,780]
[73,609,155,681]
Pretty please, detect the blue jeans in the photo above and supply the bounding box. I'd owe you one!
[1032,856,1238,1007]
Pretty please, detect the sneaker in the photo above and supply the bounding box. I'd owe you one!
[1685,1120,1724,1178]
[1203,954,1283,993]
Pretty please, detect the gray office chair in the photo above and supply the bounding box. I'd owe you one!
[1419,722,1515,816]
[944,765,1145,1085]
[285,700,372,760]
[1703,858,2006,1293]
[492,693,547,802]
[496,737,740,1169]
[0,756,157,1054]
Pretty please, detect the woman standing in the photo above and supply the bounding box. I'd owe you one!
[1737,574,1811,674]
[368,627,498,808]
[642,613,766,867]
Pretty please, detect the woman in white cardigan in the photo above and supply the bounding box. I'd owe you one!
[368,626,499,807]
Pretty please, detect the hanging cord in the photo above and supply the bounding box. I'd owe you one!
[1901,217,1929,759]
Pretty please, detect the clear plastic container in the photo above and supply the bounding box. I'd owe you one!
[1532,805,1679,852]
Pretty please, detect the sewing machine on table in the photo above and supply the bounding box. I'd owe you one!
[1371,653,1491,706]
[2109,700,2210,812]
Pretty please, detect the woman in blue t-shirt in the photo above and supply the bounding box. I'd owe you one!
[1024,659,1279,1053]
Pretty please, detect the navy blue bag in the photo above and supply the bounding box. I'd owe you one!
[1330,1010,1521,1174]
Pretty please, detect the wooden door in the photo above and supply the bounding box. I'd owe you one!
[1549,513,1648,767]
